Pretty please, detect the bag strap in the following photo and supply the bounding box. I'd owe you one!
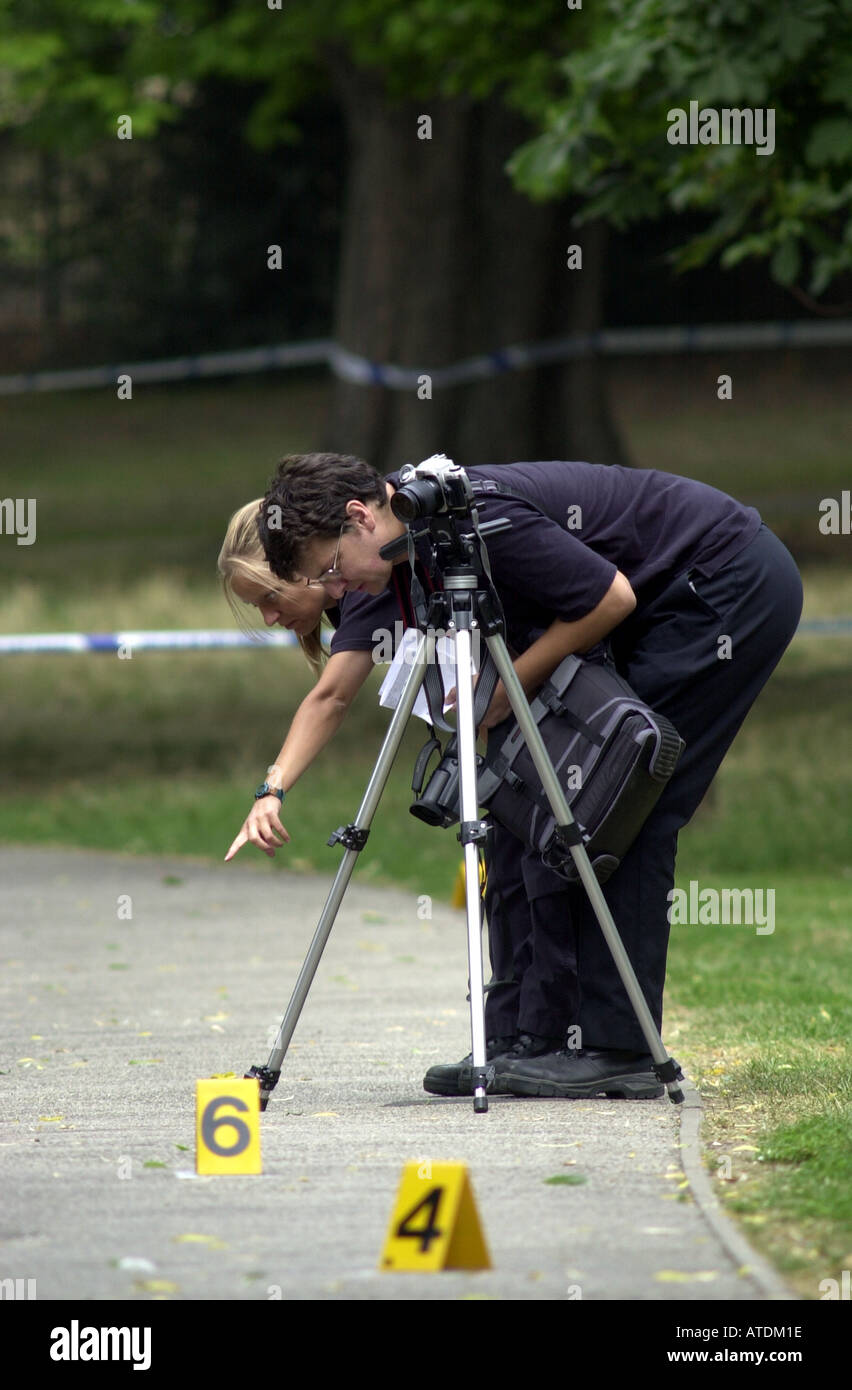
[411,735,443,796]
[538,693,606,748]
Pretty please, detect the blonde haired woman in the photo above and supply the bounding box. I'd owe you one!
[218,497,370,860]
[218,499,332,676]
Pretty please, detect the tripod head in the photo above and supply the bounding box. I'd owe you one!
[380,455,512,598]
[379,457,511,830]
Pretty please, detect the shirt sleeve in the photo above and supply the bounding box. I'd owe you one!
[480,495,618,622]
[329,588,402,656]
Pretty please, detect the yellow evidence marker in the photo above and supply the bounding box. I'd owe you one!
[380,1161,491,1271]
[195,1078,262,1175]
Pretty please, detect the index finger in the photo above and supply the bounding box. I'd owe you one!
[224,829,248,862]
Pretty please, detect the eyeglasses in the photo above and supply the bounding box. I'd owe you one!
[304,521,347,588]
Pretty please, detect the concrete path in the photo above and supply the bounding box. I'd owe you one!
[1,847,795,1304]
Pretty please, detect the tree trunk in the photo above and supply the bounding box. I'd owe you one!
[323,68,630,473]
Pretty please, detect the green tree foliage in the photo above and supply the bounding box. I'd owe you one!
[0,0,189,151]
[3,0,849,308]
[0,0,592,366]
[0,0,571,150]
[0,1,350,361]
[507,0,852,301]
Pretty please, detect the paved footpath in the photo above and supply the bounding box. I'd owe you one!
[1,847,796,1305]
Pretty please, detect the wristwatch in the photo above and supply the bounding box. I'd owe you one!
[254,781,285,803]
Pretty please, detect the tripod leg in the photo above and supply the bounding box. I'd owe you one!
[246,634,431,1111]
[484,634,684,1104]
[453,625,490,1113]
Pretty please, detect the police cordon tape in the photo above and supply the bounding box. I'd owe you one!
[0,630,301,654]
[2,318,852,396]
[0,619,848,655]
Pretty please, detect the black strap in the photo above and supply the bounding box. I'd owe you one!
[472,652,499,726]
[409,563,455,733]
[411,736,442,796]
[544,703,605,748]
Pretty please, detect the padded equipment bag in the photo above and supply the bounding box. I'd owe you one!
[476,653,685,884]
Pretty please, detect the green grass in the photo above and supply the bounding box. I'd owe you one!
[664,873,851,1297]
[0,642,467,893]
[0,375,330,594]
[673,634,851,878]
[2,628,848,889]
[1,363,849,603]
[609,355,852,556]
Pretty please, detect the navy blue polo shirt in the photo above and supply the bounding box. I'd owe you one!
[330,461,761,659]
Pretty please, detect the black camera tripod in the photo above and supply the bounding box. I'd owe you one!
[246,466,684,1114]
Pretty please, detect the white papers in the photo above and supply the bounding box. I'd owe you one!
[377,627,478,725]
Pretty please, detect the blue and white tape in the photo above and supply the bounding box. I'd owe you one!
[0,629,301,655]
[0,619,846,655]
[2,319,851,396]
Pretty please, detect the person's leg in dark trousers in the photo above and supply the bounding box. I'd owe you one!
[482,822,531,1039]
[497,525,803,1089]
[423,799,573,1095]
[483,819,581,1041]
[514,854,579,1039]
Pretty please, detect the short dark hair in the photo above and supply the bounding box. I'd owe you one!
[258,453,387,578]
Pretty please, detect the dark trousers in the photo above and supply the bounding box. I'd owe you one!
[483,524,803,1050]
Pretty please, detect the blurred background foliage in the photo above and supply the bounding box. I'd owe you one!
[1,0,850,465]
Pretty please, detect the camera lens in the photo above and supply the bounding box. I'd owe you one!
[391,477,444,522]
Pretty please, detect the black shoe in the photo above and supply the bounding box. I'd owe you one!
[422,1035,516,1097]
[423,1033,561,1097]
[493,1046,665,1099]
[487,1032,565,1095]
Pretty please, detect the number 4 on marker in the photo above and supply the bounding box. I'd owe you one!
[395,1187,445,1253]
[380,1162,491,1271]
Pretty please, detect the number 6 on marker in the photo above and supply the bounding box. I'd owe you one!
[195,1079,262,1175]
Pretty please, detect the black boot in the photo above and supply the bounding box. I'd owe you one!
[423,1033,561,1097]
[493,1046,665,1099]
